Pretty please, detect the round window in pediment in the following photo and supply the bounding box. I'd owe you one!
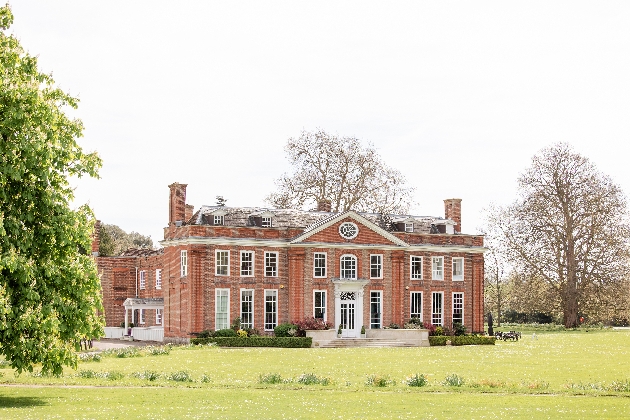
[339,222,359,240]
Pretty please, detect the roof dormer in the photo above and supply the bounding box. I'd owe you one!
[250,210,275,227]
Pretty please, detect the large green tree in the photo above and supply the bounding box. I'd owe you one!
[0,6,104,375]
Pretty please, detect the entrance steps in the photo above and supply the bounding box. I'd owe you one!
[318,338,415,348]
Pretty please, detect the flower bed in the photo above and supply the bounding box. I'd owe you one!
[191,337,312,348]
[429,336,496,346]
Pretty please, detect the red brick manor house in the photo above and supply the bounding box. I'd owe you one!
[97,182,486,340]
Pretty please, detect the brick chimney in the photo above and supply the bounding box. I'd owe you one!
[317,199,332,212]
[444,198,462,233]
[169,182,188,226]
[185,204,194,222]
[91,220,101,256]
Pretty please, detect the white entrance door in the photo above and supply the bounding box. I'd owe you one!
[340,292,357,337]
[340,301,356,337]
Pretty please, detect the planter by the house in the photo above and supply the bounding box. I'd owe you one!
[360,325,366,338]
[337,324,343,338]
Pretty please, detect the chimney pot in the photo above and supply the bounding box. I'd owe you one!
[169,182,188,226]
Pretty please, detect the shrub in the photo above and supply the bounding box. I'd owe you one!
[405,373,428,387]
[237,329,248,338]
[132,370,161,381]
[78,370,98,379]
[167,371,193,382]
[191,337,312,348]
[608,380,630,392]
[213,328,238,337]
[434,326,444,336]
[423,322,437,335]
[274,323,299,337]
[110,347,141,358]
[429,335,495,346]
[387,323,400,329]
[443,374,465,387]
[294,317,333,335]
[200,374,212,383]
[196,330,212,338]
[103,371,125,381]
[231,317,241,331]
[259,373,284,384]
[79,353,101,362]
[365,374,396,387]
[453,323,466,336]
[145,345,171,356]
[296,373,330,385]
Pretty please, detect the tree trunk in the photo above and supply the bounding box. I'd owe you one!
[563,281,579,328]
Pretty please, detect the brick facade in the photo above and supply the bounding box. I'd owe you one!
[97,182,486,339]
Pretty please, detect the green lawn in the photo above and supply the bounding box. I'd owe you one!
[1,329,629,419]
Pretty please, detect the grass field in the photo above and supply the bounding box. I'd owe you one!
[1,328,629,419]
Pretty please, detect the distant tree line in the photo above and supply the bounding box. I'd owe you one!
[99,224,153,257]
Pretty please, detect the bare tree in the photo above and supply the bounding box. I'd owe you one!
[266,129,414,214]
[486,143,630,328]
[484,248,508,327]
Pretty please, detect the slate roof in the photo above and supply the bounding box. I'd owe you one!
[188,205,451,234]
[120,248,164,257]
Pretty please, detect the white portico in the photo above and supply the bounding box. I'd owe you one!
[333,278,369,338]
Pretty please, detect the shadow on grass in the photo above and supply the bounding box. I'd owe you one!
[0,396,47,408]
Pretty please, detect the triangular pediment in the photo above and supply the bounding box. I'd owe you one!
[290,211,408,246]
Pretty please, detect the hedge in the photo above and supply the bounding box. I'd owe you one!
[429,336,496,346]
[191,337,312,348]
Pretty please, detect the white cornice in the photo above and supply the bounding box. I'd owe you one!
[159,236,487,253]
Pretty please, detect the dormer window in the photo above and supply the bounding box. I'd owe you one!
[405,222,414,233]
[262,217,272,227]
[214,215,224,226]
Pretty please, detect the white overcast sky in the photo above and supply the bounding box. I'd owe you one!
[9,1,630,244]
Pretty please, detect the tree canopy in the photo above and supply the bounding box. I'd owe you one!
[266,129,414,214]
[0,6,104,374]
[485,143,630,327]
[99,224,153,257]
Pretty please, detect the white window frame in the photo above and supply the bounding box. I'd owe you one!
[240,289,254,329]
[139,309,146,325]
[370,254,383,279]
[313,252,327,278]
[410,256,423,280]
[340,254,357,279]
[214,215,224,225]
[370,291,382,329]
[265,252,278,277]
[155,309,163,325]
[432,291,443,326]
[453,292,464,326]
[452,257,464,281]
[180,250,188,277]
[261,217,272,227]
[215,288,230,330]
[155,269,162,289]
[139,270,146,290]
[264,289,278,331]
[405,222,414,233]
[216,250,230,276]
[240,250,254,277]
[314,290,327,321]
[410,291,423,321]
[432,256,444,280]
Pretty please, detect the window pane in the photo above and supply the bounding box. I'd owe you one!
[314,291,326,319]
[370,255,382,278]
[411,256,422,279]
[216,289,229,330]
[314,253,327,277]
[241,290,253,329]
[216,251,229,275]
[453,293,464,326]
[370,291,382,329]
[452,258,464,280]
[410,292,422,320]
[432,292,443,326]
[432,257,444,280]
[264,290,277,330]
[265,252,277,277]
[241,251,253,276]
[341,255,356,279]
